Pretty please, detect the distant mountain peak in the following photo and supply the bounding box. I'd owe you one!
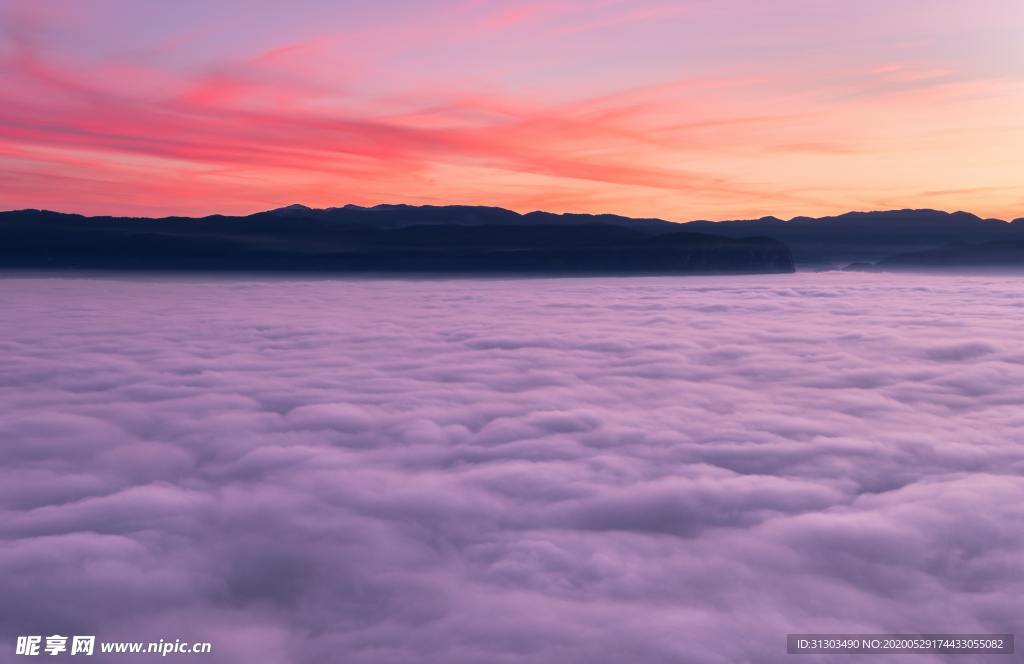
[270,203,315,214]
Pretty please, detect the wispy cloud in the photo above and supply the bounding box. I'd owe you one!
[0,0,1022,218]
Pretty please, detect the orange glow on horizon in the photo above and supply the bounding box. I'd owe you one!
[0,0,1022,220]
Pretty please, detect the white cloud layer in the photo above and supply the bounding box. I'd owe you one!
[1,272,1022,663]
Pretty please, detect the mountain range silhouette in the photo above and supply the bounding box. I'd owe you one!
[2,204,1022,273]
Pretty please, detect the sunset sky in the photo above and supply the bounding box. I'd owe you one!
[1,0,1022,220]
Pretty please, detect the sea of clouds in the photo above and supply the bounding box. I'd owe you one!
[1,272,1022,663]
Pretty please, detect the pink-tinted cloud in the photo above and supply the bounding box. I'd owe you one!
[1,273,1023,661]
[0,0,1022,218]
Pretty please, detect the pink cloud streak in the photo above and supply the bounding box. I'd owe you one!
[0,0,1021,219]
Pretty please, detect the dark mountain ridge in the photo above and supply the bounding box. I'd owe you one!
[680,209,1019,265]
[2,203,1022,272]
[0,208,793,275]
[849,239,1024,271]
